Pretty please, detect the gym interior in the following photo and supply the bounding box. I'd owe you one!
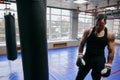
[0,0,120,80]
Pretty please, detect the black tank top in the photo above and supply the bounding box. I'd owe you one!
[85,27,108,56]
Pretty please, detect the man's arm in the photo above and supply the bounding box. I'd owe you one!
[101,32,115,77]
[107,32,115,64]
[78,29,90,55]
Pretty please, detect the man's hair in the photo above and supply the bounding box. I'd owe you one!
[95,14,107,21]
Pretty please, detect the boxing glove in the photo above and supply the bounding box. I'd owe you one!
[101,63,112,77]
[76,54,86,67]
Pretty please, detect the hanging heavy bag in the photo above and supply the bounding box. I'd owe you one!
[4,13,17,60]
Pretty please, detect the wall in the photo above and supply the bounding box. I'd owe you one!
[48,39,80,49]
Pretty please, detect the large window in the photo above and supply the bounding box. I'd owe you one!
[0,6,72,43]
[78,13,93,38]
[47,8,72,41]
[0,3,19,43]
[106,19,120,39]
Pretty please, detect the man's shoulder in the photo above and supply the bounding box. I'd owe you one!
[107,30,115,42]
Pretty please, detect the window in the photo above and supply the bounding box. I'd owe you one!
[106,19,120,39]
[113,19,120,39]
[47,8,72,41]
[0,3,19,43]
[78,13,93,38]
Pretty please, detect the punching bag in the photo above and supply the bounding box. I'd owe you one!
[4,13,17,60]
[16,0,49,80]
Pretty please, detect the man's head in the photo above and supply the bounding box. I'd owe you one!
[95,14,107,22]
[95,14,107,33]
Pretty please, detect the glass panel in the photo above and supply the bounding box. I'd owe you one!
[9,3,17,11]
[0,4,5,9]
[85,18,92,23]
[0,18,5,42]
[62,10,70,16]
[78,33,83,38]
[47,8,50,14]
[79,17,85,22]
[85,15,92,18]
[78,22,84,29]
[47,8,72,41]
[114,26,118,29]
[47,20,50,32]
[51,26,61,39]
[0,11,5,18]
[78,13,93,38]
[106,20,113,31]
[47,14,50,20]
[62,16,70,22]
[50,21,61,40]
[61,22,70,33]
[84,23,91,28]
[61,33,69,39]
[113,29,118,34]
[51,15,61,21]
[78,28,84,34]
[51,8,61,15]
[0,3,19,42]
[79,14,86,17]
[51,21,61,28]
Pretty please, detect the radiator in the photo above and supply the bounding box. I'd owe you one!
[53,43,67,48]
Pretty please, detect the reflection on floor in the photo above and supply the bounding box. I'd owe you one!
[0,44,120,80]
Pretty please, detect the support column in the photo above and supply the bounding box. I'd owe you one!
[71,10,79,39]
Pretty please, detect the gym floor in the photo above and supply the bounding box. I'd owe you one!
[0,44,120,80]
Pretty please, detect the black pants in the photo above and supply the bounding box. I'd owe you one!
[76,56,105,80]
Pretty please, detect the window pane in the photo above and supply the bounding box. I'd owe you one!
[0,11,4,18]
[51,8,61,15]
[79,17,85,22]
[51,26,61,40]
[51,21,61,27]
[47,14,50,20]
[86,15,92,18]
[47,8,72,41]
[47,20,50,40]
[62,10,70,16]
[50,21,61,40]
[61,22,70,32]
[106,20,113,30]
[47,8,50,14]
[9,3,17,11]
[61,33,69,39]
[84,23,91,28]
[51,15,61,21]
[78,22,84,29]
[79,14,86,18]
[0,18,5,42]
[62,16,70,22]
[85,18,92,23]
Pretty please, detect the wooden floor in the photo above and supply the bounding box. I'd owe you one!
[0,44,120,80]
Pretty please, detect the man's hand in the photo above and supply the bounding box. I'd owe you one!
[76,53,86,66]
[101,63,112,77]
[78,54,86,66]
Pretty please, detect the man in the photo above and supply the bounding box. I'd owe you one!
[76,14,115,80]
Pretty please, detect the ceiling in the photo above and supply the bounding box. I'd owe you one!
[47,0,120,15]
[1,0,120,14]
[47,0,120,10]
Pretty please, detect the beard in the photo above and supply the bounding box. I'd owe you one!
[95,24,105,33]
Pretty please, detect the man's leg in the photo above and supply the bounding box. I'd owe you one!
[76,65,91,80]
[91,57,105,80]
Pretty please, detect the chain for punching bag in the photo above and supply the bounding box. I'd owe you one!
[4,13,17,60]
